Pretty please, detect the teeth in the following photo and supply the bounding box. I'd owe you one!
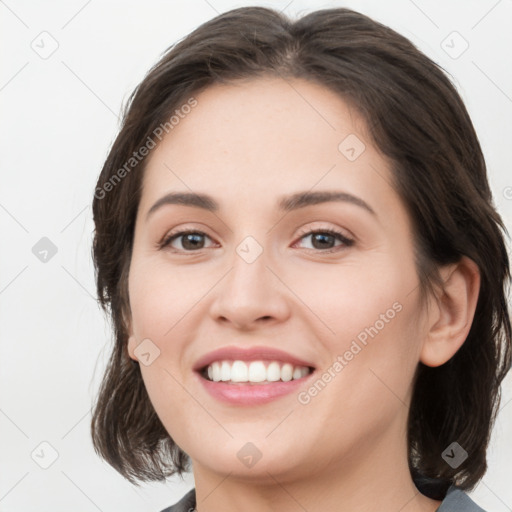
[221,361,231,381]
[206,360,311,383]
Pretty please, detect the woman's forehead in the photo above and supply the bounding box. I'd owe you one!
[170,76,367,141]
[139,77,395,206]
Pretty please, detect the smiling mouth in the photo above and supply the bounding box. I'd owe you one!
[199,359,315,385]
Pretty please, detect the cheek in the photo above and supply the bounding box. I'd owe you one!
[288,254,412,341]
[290,254,421,403]
[128,256,203,341]
[322,294,421,423]
[137,363,199,452]
[128,256,201,438]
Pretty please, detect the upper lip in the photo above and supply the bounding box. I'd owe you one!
[193,346,316,371]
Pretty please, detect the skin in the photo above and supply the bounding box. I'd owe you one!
[126,76,480,512]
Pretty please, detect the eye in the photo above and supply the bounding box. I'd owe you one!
[159,230,216,252]
[293,228,354,253]
[159,227,354,254]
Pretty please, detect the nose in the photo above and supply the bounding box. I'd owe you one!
[208,242,291,331]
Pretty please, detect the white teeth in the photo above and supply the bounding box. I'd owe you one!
[292,366,303,380]
[212,362,221,381]
[221,361,231,381]
[281,363,293,382]
[266,361,281,382]
[248,361,266,382]
[205,360,311,383]
[231,360,248,382]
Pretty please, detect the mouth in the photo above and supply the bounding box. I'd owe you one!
[193,345,315,406]
[193,346,317,405]
[198,360,315,385]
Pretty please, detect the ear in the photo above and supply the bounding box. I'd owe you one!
[124,313,139,362]
[127,335,139,362]
[420,256,480,367]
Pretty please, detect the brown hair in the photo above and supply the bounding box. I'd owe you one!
[90,6,511,497]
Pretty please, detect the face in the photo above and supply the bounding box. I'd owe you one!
[127,76,428,483]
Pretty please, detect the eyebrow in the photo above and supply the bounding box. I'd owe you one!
[146,190,376,220]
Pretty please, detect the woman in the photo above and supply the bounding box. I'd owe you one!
[90,6,511,511]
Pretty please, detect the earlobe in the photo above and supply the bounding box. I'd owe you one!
[420,256,480,367]
[127,334,139,362]
[124,310,139,362]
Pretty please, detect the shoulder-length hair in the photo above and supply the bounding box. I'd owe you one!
[90,6,511,497]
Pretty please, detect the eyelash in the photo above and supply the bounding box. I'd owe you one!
[159,227,354,254]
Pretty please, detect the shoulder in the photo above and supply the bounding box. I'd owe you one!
[437,485,487,512]
[160,488,196,512]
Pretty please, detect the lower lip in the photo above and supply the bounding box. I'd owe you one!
[195,371,315,406]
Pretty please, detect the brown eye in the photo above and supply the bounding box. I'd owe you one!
[295,229,354,252]
[161,231,214,251]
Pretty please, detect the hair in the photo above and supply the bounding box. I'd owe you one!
[90,5,511,498]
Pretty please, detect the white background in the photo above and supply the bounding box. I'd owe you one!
[1,0,511,511]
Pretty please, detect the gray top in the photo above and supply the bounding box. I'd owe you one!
[160,485,486,512]
[437,486,486,511]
